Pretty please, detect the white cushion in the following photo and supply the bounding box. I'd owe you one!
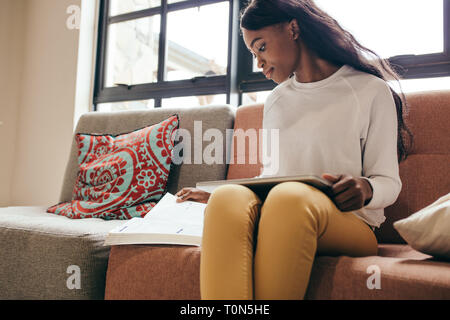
[394,193,450,260]
[0,206,125,235]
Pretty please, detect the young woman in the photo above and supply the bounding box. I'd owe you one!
[176,0,413,300]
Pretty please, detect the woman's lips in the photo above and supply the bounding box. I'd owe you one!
[265,67,274,80]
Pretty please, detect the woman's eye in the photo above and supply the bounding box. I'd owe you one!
[250,44,265,58]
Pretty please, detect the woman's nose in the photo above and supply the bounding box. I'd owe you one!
[256,56,265,69]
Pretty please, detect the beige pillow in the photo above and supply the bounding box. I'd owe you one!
[393,193,450,260]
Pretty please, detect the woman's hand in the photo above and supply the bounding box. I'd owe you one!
[322,173,373,212]
[175,187,211,204]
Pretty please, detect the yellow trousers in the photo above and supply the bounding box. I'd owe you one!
[200,182,378,300]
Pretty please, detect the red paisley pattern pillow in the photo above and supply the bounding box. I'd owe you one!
[47,114,179,220]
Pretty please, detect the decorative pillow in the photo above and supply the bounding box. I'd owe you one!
[393,193,450,260]
[47,114,179,220]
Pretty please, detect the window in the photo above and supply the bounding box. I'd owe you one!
[105,14,161,87]
[242,91,271,105]
[97,99,155,112]
[94,0,232,109]
[94,0,450,110]
[165,2,229,81]
[110,0,161,16]
[315,0,444,58]
[161,94,227,108]
[389,76,450,94]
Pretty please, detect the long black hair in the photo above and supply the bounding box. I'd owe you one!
[240,0,414,163]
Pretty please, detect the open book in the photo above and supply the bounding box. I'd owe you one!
[104,192,207,246]
[196,175,333,199]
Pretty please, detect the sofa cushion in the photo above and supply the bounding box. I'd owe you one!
[59,105,236,204]
[0,206,124,299]
[225,91,450,244]
[393,193,450,260]
[375,90,450,243]
[104,243,450,300]
[105,245,201,300]
[306,244,450,299]
[226,103,264,180]
[48,114,179,220]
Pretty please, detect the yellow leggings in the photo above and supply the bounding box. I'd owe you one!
[200,182,378,300]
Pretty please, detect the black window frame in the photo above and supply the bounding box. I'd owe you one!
[94,0,236,109]
[94,0,450,110]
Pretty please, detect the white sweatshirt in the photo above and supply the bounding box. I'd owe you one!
[258,64,402,228]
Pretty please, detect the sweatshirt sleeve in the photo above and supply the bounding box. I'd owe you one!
[361,81,402,210]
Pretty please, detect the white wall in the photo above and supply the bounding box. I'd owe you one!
[0,0,27,206]
[0,0,83,207]
[74,0,98,129]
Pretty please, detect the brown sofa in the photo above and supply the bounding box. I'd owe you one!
[105,90,450,300]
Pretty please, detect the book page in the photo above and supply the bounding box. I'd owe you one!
[144,192,206,224]
[108,192,206,237]
[112,217,203,237]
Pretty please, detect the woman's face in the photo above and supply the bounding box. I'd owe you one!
[242,20,301,84]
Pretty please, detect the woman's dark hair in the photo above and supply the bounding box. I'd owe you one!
[240,0,414,163]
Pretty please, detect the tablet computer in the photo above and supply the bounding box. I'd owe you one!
[196,175,333,199]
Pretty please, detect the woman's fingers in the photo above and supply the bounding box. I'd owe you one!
[176,187,188,194]
[176,188,210,203]
[177,192,189,201]
[338,196,361,212]
[175,188,211,204]
[176,188,194,202]
[176,188,190,197]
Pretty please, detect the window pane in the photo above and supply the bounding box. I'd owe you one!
[105,16,160,87]
[240,78,450,107]
[242,91,271,105]
[315,0,444,58]
[167,0,186,4]
[253,60,261,73]
[162,94,227,108]
[166,2,229,81]
[110,0,161,16]
[390,77,450,94]
[97,100,155,112]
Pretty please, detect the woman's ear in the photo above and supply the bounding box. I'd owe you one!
[289,18,300,40]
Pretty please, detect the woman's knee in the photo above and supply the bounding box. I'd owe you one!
[260,182,335,231]
[205,184,261,222]
[264,182,323,210]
